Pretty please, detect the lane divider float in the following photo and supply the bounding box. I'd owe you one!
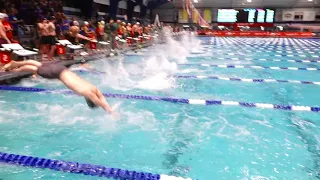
[173,75,320,85]
[73,70,320,86]
[0,85,319,113]
[0,152,191,180]
[187,57,320,63]
[179,64,320,71]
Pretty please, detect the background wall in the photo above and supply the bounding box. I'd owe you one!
[153,7,320,24]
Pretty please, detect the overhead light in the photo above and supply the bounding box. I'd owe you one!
[308,0,313,1]
[247,0,252,2]
[194,0,198,3]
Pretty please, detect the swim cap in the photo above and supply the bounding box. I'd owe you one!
[85,97,97,108]
[0,13,8,19]
[84,21,89,26]
[73,21,79,26]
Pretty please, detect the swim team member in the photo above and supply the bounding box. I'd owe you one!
[3,60,113,113]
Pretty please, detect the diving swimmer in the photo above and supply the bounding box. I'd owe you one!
[2,60,113,113]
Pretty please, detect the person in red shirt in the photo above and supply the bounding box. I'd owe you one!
[96,20,105,41]
[2,17,13,41]
[0,13,11,44]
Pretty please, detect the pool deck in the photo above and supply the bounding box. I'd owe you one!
[0,44,152,84]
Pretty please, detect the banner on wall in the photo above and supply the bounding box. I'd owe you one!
[282,9,318,21]
[197,30,313,38]
[203,9,212,23]
[282,10,294,21]
[192,9,199,23]
[178,9,188,23]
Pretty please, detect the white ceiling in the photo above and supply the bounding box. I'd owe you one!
[161,0,320,8]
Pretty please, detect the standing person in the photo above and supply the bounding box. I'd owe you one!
[61,14,70,34]
[0,13,11,44]
[8,8,24,40]
[1,13,14,43]
[47,16,57,61]
[96,20,105,41]
[121,22,127,39]
[38,17,56,61]
[104,19,112,42]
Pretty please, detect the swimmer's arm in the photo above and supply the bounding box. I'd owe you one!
[10,19,23,24]
[76,33,92,41]
[96,90,113,113]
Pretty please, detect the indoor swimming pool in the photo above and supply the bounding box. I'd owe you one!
[0,36,320,180]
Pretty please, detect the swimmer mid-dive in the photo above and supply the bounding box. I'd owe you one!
[2,60,113,113]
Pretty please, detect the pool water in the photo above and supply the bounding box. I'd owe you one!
[0,36,320,180]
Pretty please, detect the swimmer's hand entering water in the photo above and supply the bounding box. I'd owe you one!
[110,102,122,120]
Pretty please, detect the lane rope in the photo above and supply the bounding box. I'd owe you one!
[187,57,320,63]
[73,70,320,86]
[0,152,191,180]
[173,75,320,85]
[0,85,319,113]
[201,43,320,48]
[180,64,320,71]
[190,52,319,58]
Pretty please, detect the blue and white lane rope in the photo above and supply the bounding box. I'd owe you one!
[190,52,320,58]
[187,57,320,64]
[0,85,320,113]
[180,64,320,71]
[173,75,320,85]
[0,152,191,180]
[73,70,320,86]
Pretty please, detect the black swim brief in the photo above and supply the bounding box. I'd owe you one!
[37,63,66,79]
[40,36,57,45]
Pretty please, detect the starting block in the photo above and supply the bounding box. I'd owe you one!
[1,43,38,61]
[89,40,98,50]
[56,40,85,60]
[98,41,111,54]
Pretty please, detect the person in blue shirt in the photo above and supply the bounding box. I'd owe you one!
[8,8,24,37]
[60,14,70,34]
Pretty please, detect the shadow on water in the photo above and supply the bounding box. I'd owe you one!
[162,107,194,177]
[260,68,320,179]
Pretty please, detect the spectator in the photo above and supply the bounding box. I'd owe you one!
[104,19,112,41]
[8,8,24,39]
[38,17,56,61]
[1,13,13,42]
[61,14,70,33]
[126,23,132,37]
[47,16,56,61]
[0,13,11,44]
[96,21,105,41]
[121,22,127,39]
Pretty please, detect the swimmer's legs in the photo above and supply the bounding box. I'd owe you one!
[3,60,42,71]
[11,65,39,74]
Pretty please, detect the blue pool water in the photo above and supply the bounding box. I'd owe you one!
[0,36,320,179]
